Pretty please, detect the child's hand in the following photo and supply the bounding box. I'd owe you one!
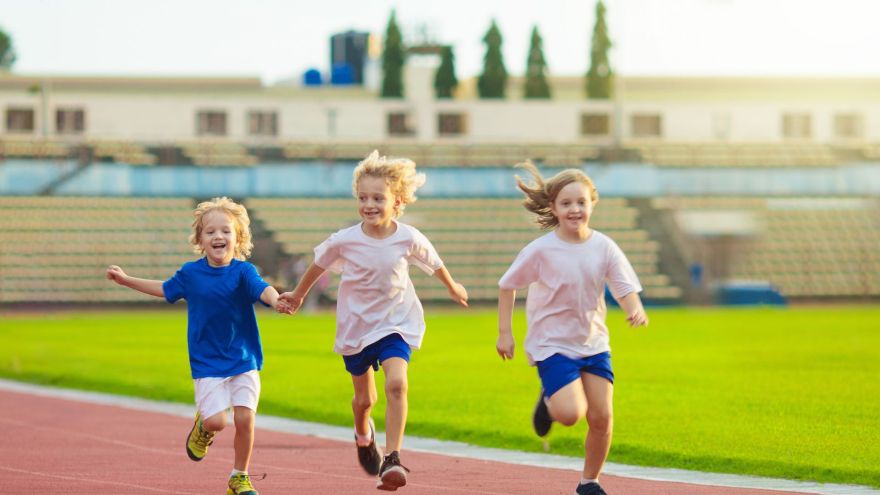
[275,300,294,315]
[106,265,127,285]
[448,282,468,307]
[496,332,515,360]
[627,309,649,328]
[278,291,304,314]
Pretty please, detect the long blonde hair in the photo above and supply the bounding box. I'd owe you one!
[189,196,253,260]
[352,150,426,217]
[514,160,599,229]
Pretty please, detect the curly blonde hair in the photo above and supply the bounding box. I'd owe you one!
[352,149,426,217]
[189,196,253,260]
[514,160,599,229]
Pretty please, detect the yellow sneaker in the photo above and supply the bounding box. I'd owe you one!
[185,411,214,461]
[227,473,259,495]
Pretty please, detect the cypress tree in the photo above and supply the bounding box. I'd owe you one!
[524,26,551,99]
[381,10,405,98]
[478,19,507,99]
[586,0,614,99]
[434,46,458,99]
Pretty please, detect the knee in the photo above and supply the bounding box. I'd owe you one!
[202,413,226,432]
[586,409,613,434]
[554,409,582,427]
[352,393,376,413]
[233,409,255,431]
[384,377,408,401]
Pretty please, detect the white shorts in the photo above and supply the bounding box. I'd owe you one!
[193,370,261,419]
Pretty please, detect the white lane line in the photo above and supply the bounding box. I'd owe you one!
[1,379,877,495]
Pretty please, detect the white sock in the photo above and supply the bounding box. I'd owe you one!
[580,478,599,485]
[355,430,372,447]
[231,469,248,477]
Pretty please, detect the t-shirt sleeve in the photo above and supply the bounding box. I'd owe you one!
[498,244,540,290]
[242,262,271,306]
[313,231,344,274]
[407,229,444,275]
[162,267,186,303]
[604,239,643,299]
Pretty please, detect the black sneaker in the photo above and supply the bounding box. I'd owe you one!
[376,451,410,491]
[575,481,607,495]
[356,418,382,475]
[532,389,552,437]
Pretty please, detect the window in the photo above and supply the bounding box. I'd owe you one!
[631,113,662,138]
[437,113,466,136]
[782,113,811,139]
[6,107,34,133]
[580,113,610,136]
[197,110,227,136]
[247,110,278,137]
[387,112,415,136]
[833,113,862,139]
[56,108,85,134]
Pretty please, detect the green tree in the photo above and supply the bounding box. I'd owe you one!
[433,46,458,99]
[586,0,613,99]
[0,27,16,70]
[524,26,551,99]
[478,19,507,99]
[381,10,405,98]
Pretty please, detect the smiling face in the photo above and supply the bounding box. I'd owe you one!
[199,210,237,267]
[357,175,400,230]
[550,181,595,238]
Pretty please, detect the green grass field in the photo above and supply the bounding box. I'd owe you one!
[2,306,879,488]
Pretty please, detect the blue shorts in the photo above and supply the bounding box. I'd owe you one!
[342,333,412,376]
[536,352,614,398]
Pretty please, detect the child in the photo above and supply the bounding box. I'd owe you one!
[278,150,468,491]
[496,162,648,495]
[106,196,285,495]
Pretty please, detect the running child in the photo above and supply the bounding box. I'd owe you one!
[106,196,286,495]
[496,162,649,495]
[278,150,468,491]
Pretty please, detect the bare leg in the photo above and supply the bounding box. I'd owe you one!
[581,373,613,479]
[380,357,408,453]
[351,368,378,438]
[232,406,256,472]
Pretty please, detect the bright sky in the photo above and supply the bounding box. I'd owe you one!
[2,0,880,83]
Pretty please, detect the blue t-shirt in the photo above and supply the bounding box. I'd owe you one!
[163,258,270,379]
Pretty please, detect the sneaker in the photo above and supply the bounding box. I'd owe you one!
[532,389,552,437]
[574,481,607,495]
[227,473,258,495]
[185,411,215,461]
[376,451,410,491]
[356,418,383,475]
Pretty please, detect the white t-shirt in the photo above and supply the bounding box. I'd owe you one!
[314,220,444,355]
[498,230,642,365]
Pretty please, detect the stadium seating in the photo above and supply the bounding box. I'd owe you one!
[651,196,880,297]
[627,142,843,167]
[0,196,194,303]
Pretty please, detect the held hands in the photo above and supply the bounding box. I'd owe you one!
[496,331,515,360]
[276,291,304,315]
[627,309,649,328]
[448,282,469,307]
[106,265,127,285]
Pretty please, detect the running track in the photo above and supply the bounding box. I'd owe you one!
[1,382,875,495]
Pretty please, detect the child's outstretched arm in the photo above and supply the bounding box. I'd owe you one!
[496,288,516,360]
[617,291,649,327]
[260,285,284,311]
[105,265,164,298]
[432,266,468,307]
[278,262,326,314]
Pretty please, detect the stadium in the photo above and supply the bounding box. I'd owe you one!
[1,5,879,495]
